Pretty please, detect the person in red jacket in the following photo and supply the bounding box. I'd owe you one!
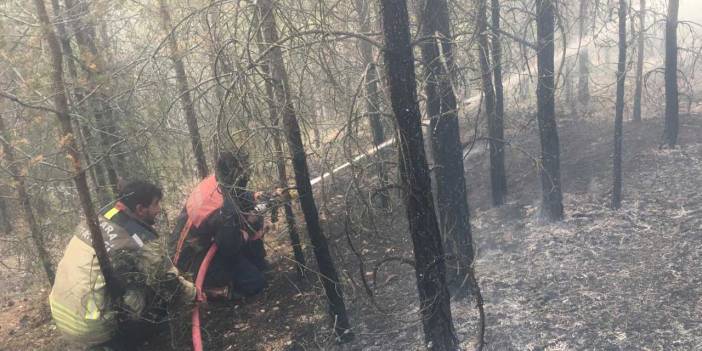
[170,151,269,299]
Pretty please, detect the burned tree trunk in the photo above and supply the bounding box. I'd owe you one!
[257,0,351,341]
[158,0,209,179]
[32,0,120,297]
[0,113,54,284]
[354,0,389,208]
[612,0,627,210]
[536,0,564,221]
[476,0,507,206]
[416,0,475,297]
[380,0,458,349]
[263,77,306,280]
[271,142,306,279]
[632,0,645,123]
[492,0,506,167]
[663,0,679,147]
[418,0,475,295]
[252,9,306,279]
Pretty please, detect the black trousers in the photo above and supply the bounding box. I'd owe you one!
[205,239,267,297]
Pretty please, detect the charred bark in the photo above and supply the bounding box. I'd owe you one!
[491,0,507,170]
[612,0,627,210]
[536,0,564,221]
[252,9,307,279]
[266,90,306,280]
[380,0,458,349]
[477,0,507,207]
[663,0,679,147]
[417,0,475,297]
[257,0,352,341]
[32,0,120,298]
[355,0,389,209]
[158,0,209,179]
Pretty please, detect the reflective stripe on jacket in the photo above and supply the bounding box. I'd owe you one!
[49,205,155,345]
[50,234,117,344]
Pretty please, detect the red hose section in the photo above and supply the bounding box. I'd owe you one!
[192,243,218,351]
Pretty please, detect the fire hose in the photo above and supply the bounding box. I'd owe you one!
[190,221,266,350]
[192,243,218,351]
[190,189,297,350]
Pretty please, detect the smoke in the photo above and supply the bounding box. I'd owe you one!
[680,1,702,24]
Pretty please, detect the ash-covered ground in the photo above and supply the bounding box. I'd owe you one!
[2,114,701,351]
[174,117,702,351]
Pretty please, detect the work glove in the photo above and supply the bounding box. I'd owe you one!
[172,268,198,305]
[195,285,207,303]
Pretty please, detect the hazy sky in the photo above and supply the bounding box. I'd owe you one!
[679,1,702,24]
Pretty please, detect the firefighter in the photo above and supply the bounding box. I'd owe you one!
[170,150,271,300]
[49,180,197,350]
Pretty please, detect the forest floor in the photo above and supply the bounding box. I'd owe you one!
[2,107,702,351]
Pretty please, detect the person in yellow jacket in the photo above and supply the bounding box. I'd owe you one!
[49,180,197,350]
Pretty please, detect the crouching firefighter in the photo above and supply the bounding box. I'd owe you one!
[170,150,271,300]
[49,181,197,350]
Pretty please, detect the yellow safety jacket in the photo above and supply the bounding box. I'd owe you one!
[49,204,196,345]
